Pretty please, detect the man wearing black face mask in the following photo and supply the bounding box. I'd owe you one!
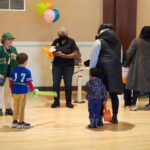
[51,27,78,108]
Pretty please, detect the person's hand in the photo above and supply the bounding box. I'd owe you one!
[103,100,107,105]
[59,52,66,58]
[33,89,39,96]
[53,51,61,57]
[89,75,93,81]
[53,51,66,58]
[0,74,4,80]
[29,89,39,99]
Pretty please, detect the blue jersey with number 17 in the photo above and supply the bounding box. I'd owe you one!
[10,66,33,94]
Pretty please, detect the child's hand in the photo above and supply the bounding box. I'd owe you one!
[32,89,39,96]
[89,75,93,81]
[28,89,39,99]
[103,100,107,105]
[85,94,88,100]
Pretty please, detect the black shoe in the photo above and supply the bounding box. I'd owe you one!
[0,109,3,116]
[88,119,95,128]
[111,115,118,124]
[5,108,13,115]
[66,103,74,108]
[88,124,96,128]
[145,103,150,107]
[51,101,60,108]
[98,119,103,127]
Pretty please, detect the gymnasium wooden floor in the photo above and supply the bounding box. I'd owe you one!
[0,92,150,150]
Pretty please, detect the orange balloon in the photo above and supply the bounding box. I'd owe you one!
[45,0,51,2]
[45,2,53,9]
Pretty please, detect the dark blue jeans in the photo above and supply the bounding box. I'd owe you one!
[88,99,102,120]
[52,65,74,104]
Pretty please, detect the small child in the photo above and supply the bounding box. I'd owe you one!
[10,53,34,129]
[0,32,18,116]
[86,68,107,128]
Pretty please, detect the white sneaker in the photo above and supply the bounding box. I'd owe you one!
[125,106,131,110]
[18,122,31,129]
[130,106,137,111]
[11,120,18,128]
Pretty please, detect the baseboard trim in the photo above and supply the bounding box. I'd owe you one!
[35,86,86,91]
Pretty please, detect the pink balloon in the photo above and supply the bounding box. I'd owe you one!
[44,10,55,24]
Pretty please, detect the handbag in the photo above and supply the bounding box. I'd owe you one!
[103,101,112,122]
[122,67,129,84]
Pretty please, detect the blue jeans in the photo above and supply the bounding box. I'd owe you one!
[88,99,102,120]
[52,65,74,104]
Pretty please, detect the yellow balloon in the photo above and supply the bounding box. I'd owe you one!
[36,1,48,16]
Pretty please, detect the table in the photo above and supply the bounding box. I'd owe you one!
[73,65,89,103]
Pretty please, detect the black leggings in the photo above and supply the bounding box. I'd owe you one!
[109,92,119,115]
[132,91,140,105]
[123,84,132,106]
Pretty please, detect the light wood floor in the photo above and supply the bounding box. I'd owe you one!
[0,92,150,150]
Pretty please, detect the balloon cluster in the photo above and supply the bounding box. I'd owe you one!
[36,0,60,24]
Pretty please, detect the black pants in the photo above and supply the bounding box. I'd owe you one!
[109,92,119,115]
[123,84,132,106]
[132,91,140,105]
[132,91,150,105]
[52,65,74,104]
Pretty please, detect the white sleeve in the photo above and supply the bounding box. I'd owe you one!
[89,40,101,68]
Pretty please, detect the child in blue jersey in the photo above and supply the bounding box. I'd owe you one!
[10,53,34,129]
[86,68,107,128]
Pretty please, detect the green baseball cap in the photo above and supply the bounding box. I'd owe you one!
[1,32,15,41]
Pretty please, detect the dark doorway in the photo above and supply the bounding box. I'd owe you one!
[103,0,137,51]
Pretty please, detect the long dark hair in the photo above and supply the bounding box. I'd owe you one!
[95,23,114,40]
[139,26,150,40]
[98,23,113,35]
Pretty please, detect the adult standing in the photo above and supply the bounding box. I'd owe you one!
[51,27,78,108]
[125,26,150,110]
[90,24,123,124]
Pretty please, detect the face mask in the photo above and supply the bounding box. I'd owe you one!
[59,35,67,41]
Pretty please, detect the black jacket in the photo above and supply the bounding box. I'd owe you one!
[97,30,123,93]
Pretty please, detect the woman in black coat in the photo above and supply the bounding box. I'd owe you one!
[90,24,123,124]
